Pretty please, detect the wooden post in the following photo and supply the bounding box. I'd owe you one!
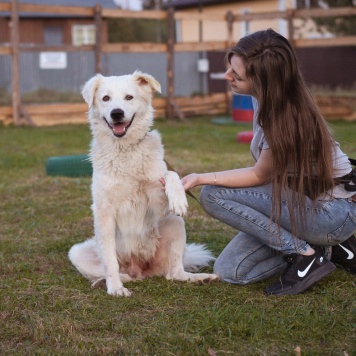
[10,0,20,125]
[226,10,234,48]
[94,3,102,74]
[166,7,184,120]
[167,7,174,119]
[225,10,234,116]
[286,8,295,46]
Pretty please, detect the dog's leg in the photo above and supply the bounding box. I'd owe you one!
[69,238,104,280]
[69,238,134,289]
[157,214,219,284]
[93,207,132,297]
[164,171,188,216]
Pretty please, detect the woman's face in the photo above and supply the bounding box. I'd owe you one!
[224,55,254,96]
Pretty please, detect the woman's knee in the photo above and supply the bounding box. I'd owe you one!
[213,232,287,285]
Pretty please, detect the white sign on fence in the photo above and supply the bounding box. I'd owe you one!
[39,52,67,69]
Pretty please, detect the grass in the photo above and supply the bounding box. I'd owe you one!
[0,117,355,355]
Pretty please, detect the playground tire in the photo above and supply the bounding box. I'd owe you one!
[46,154,92,177]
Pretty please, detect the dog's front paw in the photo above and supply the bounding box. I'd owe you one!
[106,278,131,297]
[107,286,132,297]
[170,194,188,216]
[164,171,188,216]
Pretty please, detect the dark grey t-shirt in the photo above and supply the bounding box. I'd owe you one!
[250,97,353,199]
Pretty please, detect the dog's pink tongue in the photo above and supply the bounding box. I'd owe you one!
[113,123,127,136]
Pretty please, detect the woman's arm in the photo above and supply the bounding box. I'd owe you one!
[181,148,273,190]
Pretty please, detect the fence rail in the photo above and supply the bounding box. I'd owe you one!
[0,1,355,125]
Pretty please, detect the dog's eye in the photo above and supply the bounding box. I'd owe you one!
[102,95,110,102]
[125,95,133,101]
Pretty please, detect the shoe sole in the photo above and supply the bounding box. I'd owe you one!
[267,262,336,296]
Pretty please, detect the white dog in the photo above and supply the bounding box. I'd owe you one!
[68,71,219,297]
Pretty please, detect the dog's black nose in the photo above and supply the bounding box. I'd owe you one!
[111,109,125,122]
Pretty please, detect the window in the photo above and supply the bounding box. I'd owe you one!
[72,25,96,46]
[44,26,63,45]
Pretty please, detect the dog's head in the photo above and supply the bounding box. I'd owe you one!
[82,71,161,139]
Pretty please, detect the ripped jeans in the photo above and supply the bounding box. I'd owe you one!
[200,183,356,285]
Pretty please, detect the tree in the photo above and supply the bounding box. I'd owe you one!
[297,0,356,36]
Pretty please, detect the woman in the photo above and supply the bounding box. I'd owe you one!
[181,29,356,295]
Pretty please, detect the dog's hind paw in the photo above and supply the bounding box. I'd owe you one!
[196,275,221,285]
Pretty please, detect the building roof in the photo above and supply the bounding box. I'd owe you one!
[0,0,117,17]
[165,0,243,9]
[1,0,117,7]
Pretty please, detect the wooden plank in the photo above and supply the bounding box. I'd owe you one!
[0,116,13,126]
[24,103,88,115]
[30,114,87,126]
[0,2,10,11]
[175,93,226,106]
[18,3,93,16]
[175,41,228,52]
[294,36,356,47]
[174,11,226,21]
[0,106,12,115]
[0,101,165,116]
[0,47,11,55]
[1,94,354,126]
[233,10,287,22]
[19,44,94,52]
[295,7,356,19]
[102,43,166,53]
[102,8,167,20]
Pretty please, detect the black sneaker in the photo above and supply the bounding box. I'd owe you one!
[264,247,336,296]
[331,235,356,275]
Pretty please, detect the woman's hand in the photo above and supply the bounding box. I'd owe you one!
[181,173,201,191]
[160,174,201,192]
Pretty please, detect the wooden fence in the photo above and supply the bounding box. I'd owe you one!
[0,1,355,126]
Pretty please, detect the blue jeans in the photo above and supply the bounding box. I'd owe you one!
[200,183,356,285]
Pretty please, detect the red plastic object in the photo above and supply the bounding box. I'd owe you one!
[236,130,254,143]
[233,109,254,122]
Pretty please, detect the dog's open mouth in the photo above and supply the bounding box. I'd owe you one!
[104,115,135,137]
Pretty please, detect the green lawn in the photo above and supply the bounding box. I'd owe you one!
[0,117,355,355]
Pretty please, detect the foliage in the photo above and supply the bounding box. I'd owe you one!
[108,18,167,43]
[0,118,355,355]
[297,0,356,36]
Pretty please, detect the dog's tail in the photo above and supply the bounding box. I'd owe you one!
[183,243,216,272]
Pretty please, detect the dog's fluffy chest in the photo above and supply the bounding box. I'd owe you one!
[90,132,169,260]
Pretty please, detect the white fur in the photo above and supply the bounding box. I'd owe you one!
[68,71,219,297]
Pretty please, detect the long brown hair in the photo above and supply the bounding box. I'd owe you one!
[227,29,335,233]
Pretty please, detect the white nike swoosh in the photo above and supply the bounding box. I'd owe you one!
[298,257,316,278]
[339,244,354,260]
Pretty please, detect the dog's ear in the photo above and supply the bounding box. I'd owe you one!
[133,71,161,94]
[82,74,103,107]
